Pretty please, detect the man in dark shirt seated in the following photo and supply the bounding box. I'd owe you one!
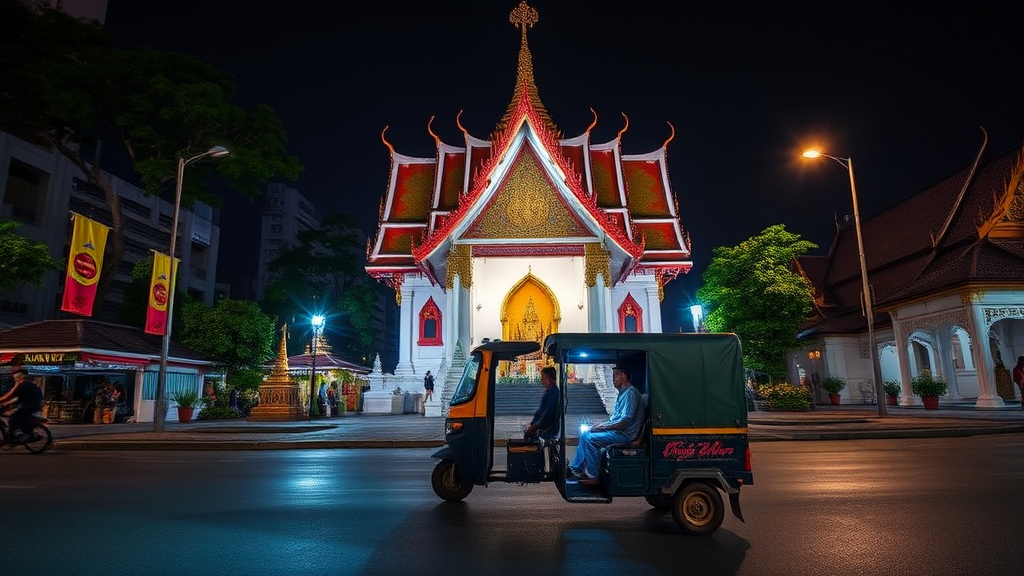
[524,366,560,441]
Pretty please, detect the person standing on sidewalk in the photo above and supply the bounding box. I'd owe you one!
[1013,356,1024,410]
[423,371,435,404]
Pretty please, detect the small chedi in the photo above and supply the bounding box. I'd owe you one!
[248,324,305,421]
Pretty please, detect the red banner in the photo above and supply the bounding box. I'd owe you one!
[60,213,109,316]
[145,251,177,335]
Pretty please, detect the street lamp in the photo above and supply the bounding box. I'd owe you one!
[309,314,326,420]
[153,146,230,432]
[801,149,887,417]
[689,304,703,333]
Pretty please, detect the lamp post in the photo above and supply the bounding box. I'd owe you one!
[153,146,230,432]
[689,304,704,333]
[802,149,888,417]
[309,314,326,420]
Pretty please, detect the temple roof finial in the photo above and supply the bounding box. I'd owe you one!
[495,1,560,139]
[510,0,539,42]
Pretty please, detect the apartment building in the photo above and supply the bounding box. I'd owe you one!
[0,130,222,327]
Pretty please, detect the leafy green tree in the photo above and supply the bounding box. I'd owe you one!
[178,299,275,388]
[0,2,302,313]
[696,224,817,381]
[261,213,384,361]
[0,221,61,291]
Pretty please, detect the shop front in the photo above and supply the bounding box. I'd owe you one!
[0,320,212,424]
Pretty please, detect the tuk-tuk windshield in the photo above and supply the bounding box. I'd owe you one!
[449,352,482,406]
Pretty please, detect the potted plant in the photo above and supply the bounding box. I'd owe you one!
[170,389,201,423]
[821,376,846,405]
[911,373,947,410]
[883,380,901,406]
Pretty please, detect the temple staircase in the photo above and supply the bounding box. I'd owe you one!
[494,382,607,416]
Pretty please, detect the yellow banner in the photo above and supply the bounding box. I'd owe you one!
[145,251,178,335]
[65,213,109,287]
[61,212,110,316]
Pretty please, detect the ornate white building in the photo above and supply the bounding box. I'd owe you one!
[363,2,692,413]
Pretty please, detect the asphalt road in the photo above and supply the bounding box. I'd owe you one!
[3,435,1023,576]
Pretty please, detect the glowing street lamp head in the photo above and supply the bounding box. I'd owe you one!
[311,314,325,330]
[801,149,822,159]
[208,145,230,158]
[689,304,703,332]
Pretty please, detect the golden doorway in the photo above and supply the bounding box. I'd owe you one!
[499,272,561,379]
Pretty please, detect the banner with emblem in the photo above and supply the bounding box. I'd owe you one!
[145,250,178,335]
[60,212,110,316]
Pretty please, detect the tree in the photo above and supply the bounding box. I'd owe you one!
[261,213,384,361]
[0,221,61,291]
[178,299,275,388]
[0,2,302,313]
[696,224,817,381]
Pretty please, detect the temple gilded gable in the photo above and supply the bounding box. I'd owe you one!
[462,150,591,240]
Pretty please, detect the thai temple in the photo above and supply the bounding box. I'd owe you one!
[363,2,692,414]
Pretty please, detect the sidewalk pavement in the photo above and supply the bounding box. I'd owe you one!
[36,404,1024,451]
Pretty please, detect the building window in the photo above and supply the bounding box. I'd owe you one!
[4,159,48,224]
[617,293,644,333]
[418,296,443,346]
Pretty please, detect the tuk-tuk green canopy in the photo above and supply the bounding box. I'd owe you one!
[543,333,747,428]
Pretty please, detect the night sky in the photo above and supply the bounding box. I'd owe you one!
[103,1,1024,332]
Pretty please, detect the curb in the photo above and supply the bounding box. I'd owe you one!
[47,424,1024,451]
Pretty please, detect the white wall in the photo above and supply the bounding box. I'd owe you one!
[472,255,589,341]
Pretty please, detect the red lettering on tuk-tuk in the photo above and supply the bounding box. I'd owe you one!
[662,441,697,460]
[663,439,736,460]
[697,440,735,457]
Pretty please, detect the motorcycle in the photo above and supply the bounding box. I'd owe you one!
[0,404,53,454]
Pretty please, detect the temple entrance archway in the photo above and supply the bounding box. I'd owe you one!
[499,272,561,379]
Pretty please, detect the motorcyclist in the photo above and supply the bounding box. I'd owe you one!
[0,368,44,439]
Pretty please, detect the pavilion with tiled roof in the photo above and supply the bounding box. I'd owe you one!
[0,319,213,423]
[793,131,1024,408]
[364,2,691,412]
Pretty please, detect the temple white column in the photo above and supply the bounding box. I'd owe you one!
[645,285,662,333]
[892,314,920,406]
[601,276,614,333]
[457,277,471,351]
[449,275,461,353]
[935,325,962,401]
[588,275,613,333]
[967,304,1005,407]
[393,283,415,378]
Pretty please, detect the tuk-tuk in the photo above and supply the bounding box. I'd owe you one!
[430,332,753,535]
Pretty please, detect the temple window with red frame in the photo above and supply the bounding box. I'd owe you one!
[617,293,644,333]
[418,297,443,346]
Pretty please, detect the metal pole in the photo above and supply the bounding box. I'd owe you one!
[309,333,318,420]
[153,147,227,431]
[846,157,888,417]
[153,156,185,432]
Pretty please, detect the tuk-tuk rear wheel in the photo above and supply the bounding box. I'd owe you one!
[431,459,473,502]
[671,482,725,536]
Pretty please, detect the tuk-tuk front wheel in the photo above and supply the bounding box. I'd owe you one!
[431,459,473,502]
[671,482,725,536]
